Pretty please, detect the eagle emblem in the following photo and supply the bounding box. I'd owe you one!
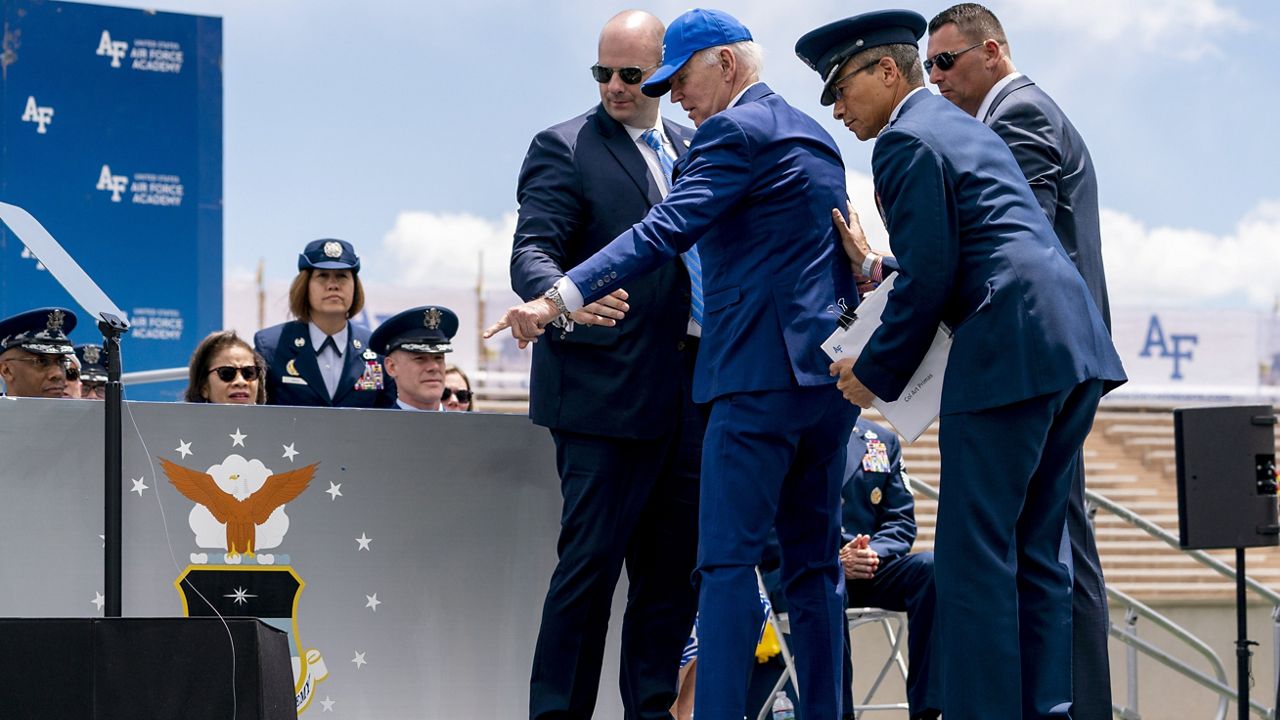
[160,456,318,557]
[424,307,442,330]
[46,309,65,332]
[83,345,101,364]
[323,241,342,258]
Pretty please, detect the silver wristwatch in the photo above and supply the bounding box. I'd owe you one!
[542,284,568,315]
[543,285,574,332]
[543,285,570,316]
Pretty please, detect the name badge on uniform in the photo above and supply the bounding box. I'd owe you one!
[354,360,384,391]
[862,439,890,473]
[282,376,308,385]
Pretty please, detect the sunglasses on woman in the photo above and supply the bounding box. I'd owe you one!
[208,365,262,382]
[589,63,658,85]
[441,387,472,403]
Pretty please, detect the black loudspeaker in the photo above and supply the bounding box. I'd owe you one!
[0,617,296,720]
[1174,405,1279,550]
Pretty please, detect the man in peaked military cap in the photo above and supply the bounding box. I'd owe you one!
[370,306,458,412]
[796,10,1125,720]
[75,344,109,399]
[0,307,78,398]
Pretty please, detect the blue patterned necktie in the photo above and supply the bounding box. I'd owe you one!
[641,128,704,326]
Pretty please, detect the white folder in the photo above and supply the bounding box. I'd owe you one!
[822,273,950,443]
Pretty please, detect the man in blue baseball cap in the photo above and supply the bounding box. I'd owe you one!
[487,8,857,719]
[797,10,1125,720]
[0,307,78,398]
[370,306,457,411]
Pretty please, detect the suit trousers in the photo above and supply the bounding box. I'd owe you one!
[843,552,939,717]
[530,348,703,720]
[933,379,1104,720]
[693,385,857,720]
[1065,452,1114,719]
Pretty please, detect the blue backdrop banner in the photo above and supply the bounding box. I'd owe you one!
[0,0,222,400]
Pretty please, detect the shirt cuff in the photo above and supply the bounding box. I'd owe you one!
[553,276,585,313]
[860,252,879,277]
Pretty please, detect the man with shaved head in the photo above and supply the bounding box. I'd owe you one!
[509,10,702,719]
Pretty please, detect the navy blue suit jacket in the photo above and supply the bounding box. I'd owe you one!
[254,320,395,409]
[855,91,1124,415]
[985,76,1110,331]
[510,105,695,439]
[841,419,915,563]
[567,84,855,403]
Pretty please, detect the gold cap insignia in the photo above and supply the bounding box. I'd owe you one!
[46,309,65,332]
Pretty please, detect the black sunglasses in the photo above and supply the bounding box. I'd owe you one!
[209,365,261,382]
[590,63,658,85]
[923,42,984,72]
[441,387,473,404]
[65,366,81,381]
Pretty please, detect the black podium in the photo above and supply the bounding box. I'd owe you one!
[0,617,296,720]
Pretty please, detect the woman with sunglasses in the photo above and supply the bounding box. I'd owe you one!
[185,331,267,405]
[442,365,475,412]
[253,239,395,409]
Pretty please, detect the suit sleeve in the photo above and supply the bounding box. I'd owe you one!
[868,434,916,562]
[566,114,754,305]
[988,101,1062,227]
[510,128,585,301]
[854,130,958,402]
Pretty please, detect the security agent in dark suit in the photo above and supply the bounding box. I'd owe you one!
[837,419,938,720]
[798,10,1126,719]
[506,11,702,719]
[923,6,1114,716]
[254,239,394,409]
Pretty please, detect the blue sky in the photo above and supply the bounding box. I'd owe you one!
[93,0,1280,320]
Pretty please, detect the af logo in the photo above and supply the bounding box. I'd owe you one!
[96,165,129,202]
[160,437,330,714]
[96,30,129,68]
[1139,314,1198,380]
[21,96,54,134]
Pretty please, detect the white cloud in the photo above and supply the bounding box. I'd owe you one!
[1001,0,1247,58]
[1103,199,1280,310]
[378,210,517,291]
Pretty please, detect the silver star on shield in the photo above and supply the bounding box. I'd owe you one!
[351,651,367,669]
[224,587,257,606]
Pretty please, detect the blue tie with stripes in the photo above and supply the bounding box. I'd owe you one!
[641,128,704,326]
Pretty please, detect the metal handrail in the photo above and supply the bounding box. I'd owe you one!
[903,474,1279,719]
[1087,490,1280,606]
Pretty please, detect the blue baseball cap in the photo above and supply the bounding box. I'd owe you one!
[370,306,458,356]
[298,238,361,273]
[0,307,77,355]
[795,9,927,106]
[641,8,753,98]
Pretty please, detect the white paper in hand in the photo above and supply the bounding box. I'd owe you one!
[823,273,951,443]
